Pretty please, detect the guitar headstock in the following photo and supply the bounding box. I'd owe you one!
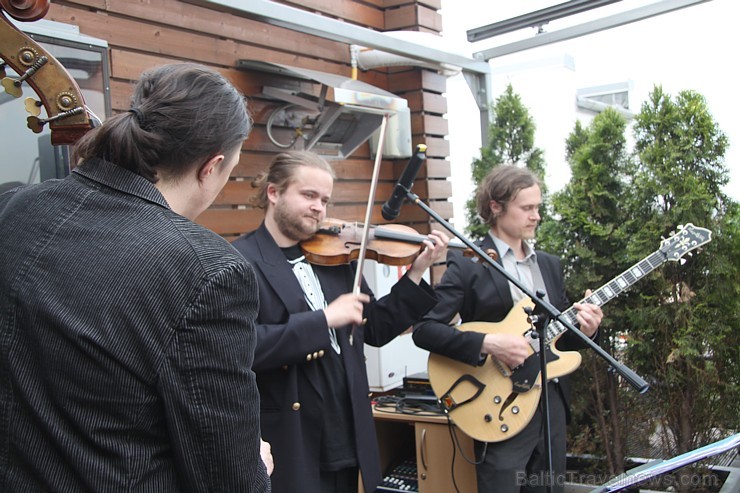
[660,224,712,262]
[1,1,93,144]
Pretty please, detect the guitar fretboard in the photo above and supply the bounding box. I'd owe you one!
[544,249,667,343]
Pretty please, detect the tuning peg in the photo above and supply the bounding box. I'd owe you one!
[1,77,22,98]
[27,115,44,133]
[26,106,85,133]
[1,55,48,100]
[24,97,42,116]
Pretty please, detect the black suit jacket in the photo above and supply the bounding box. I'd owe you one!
[413,234,593,417]
[232,223,437,493]
[0,160,269,492]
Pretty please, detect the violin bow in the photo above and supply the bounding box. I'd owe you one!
[349,113,390,344]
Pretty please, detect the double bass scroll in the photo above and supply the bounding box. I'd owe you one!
[1,0,93,145]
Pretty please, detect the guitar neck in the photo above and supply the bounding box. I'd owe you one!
[545,249,668,342]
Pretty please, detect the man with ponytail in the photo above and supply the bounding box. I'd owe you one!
[0,63,271,492]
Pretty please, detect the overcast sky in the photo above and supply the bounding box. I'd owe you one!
[441,0,738,227]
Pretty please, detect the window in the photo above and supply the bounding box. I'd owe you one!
[576,81,633,118]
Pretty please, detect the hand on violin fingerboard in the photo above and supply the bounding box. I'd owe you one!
[406,230,450,284]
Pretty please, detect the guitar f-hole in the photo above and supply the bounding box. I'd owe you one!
[497,392,518,422]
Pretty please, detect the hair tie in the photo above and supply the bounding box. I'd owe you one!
[128,107,145,127]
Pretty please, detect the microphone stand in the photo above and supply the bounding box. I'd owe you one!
[403,189,650,492]
[528,290,555,492]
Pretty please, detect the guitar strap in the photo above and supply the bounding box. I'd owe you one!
[438,373,486,412]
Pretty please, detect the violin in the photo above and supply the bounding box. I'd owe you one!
[300,218,469,267]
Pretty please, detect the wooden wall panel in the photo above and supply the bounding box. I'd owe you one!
[52,4,388,89]
[382,0,441,9]
[427,179,452,199]
[107,0,350,61]
[384,4,442,31]
[211,180,401,208]
[40,0,453,281]
[405,91,447,114]
[411,114,448,136]
[421,137,450,158]
[279,0,385,29]
[425,158,451,178]
[387,69,446,94]
[63,0,106,7]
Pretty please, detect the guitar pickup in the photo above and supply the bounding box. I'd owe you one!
[525,329,541,353]
[492,356,512,377]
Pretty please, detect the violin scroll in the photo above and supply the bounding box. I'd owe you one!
[1,1,49,22]
[464,247,499,262]
[1,0,93,144]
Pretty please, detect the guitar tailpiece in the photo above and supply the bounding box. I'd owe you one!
[439,374,486,412]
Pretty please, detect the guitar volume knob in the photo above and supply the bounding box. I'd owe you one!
[500,424,509,433]
[512,406,519,415]
[493,396,502,404]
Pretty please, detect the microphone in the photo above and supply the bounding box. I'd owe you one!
[381,144,427,221]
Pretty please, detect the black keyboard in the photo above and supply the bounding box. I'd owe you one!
[376,458,418,492]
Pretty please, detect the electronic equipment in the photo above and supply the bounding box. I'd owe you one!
[402,371,434,395]
[376,458,419,492]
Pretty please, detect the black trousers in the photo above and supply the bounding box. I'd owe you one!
[475,382,568,493]
[319,466,359,493]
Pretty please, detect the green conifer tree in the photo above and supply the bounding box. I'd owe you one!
[465,84,546,240]
[624,87,738,480]
[546,87,738,490]
[538,108,634,475]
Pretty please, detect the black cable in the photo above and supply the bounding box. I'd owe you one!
[373,394,445,417]
[445,414,486,493]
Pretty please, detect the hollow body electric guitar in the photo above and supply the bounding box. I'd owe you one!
[427,224,712,443]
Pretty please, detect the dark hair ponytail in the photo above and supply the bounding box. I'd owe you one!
[73,63,251,183]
